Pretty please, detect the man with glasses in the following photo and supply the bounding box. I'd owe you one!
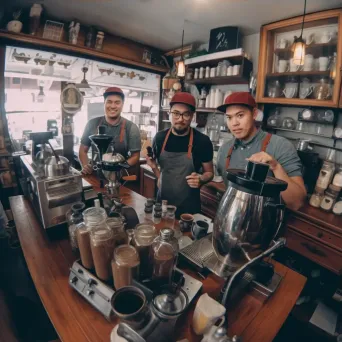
[146,92,214,217]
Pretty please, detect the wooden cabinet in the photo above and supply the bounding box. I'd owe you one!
[257,9,342,108]
[139,164,157,199]
[284,203,342,275]
[200,184,224,220]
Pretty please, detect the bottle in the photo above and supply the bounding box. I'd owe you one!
[151,228,179,284]
[68,202,86,253]
[95,31,105,50]
[76,207,107,270]
[330,52,337,80]
[133,224,157,279]
[112,245,140,289]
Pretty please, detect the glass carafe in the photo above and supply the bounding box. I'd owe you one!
[151,228,179,284]
[76,207,107,270]
[313,77,332,100]
[133,224,157,279]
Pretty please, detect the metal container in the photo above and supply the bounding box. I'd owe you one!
[44,156,70,177]
[212,161,288,276]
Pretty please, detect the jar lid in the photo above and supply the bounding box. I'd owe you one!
[71,202,86,214]
[114,244,139,264]
[134,224,156,246]
[160,228,174,241]
[153,287,188,316]
[328,184,342,192]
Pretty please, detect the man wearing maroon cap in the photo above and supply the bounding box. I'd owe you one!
[147,92,214,217]
[79,87,141,174]
[216,92,306,210]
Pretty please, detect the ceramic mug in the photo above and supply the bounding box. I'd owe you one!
[320,31,332,44]
[179,213,194,232]
[304,33,314,45]
[278,60,289,73]
[303,54,314,71]
[319,57,329,71]
[289,59,301,72]
[191,220,209,240]
[233,65,240,75]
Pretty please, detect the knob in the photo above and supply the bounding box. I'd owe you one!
[87,278,97,286]
[86,289,94,296]
[77,268,83,274]
[70,276,78,284]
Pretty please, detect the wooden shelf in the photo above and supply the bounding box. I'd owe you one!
[0,30,168,73]
[274,42,337,56]
[259,97,335,108]
[267,126,332,139]
[186,76,248,85]
[267,71,331,77]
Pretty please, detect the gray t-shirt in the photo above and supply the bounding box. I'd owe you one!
[80,116,141,154]
[217,130,302,186]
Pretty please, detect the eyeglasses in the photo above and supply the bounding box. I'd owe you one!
[169,111,192,120]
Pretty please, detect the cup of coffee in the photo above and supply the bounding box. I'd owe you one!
[191,220,209,240]
[179,213,194,232]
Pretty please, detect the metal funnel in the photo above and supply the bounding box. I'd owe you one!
[89,125,113,159]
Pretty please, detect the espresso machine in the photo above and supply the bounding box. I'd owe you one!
[181,161,288,307]
[89,126,139,228]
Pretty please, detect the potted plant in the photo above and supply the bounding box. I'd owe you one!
[7,9,23,33]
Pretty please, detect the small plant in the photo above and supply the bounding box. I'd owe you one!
[13,9,22,21]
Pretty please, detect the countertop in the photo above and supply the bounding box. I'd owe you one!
[10,174,307,342]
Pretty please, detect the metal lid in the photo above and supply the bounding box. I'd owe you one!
[214,327,228,337]
[153,288,188,316]
[160,228,174,241]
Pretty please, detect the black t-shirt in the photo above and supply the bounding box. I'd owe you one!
[153,128,213,172]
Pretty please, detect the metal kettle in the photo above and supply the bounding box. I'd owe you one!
[212,161,288,277]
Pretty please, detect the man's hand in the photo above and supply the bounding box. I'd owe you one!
[247,152,279,171]
[186,172,202,188]
[81,164,93,175]
[146,156,158,170]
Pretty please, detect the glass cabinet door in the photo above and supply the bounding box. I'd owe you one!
[257,9,342,107]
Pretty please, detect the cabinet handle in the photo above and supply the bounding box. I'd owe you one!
[301,242,326,257]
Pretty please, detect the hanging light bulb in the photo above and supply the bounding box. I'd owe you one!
[292,0,307,66]
[177,27,186,77]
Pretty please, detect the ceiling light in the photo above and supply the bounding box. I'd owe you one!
[292,0,307,66]
[177,27,186,78]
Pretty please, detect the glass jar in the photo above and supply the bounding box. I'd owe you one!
[95,31,105,50]
[76,207,107,270]
[152,228,179,284]
[208,114,220,144]
[90,225,115,281]
[309,187,325,208]
[85,26,95,48]
[267,79,283,98]
[316,161,335,190]
[313,77,332,100]
[112,245,140,290]
[106,217,127,248]
[332,167,342,187]
[267,108,282,128]
[68,202,85,253]
[320,184,341,212]
[332,197,342,215]
[133,224,157,279]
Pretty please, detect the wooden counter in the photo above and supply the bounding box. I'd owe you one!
[10,175,306,342]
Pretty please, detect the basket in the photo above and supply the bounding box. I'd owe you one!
[43,20,64,41]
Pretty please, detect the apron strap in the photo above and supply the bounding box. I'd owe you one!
[119,118,126,143]
[225,143,235,169]
[161,129,172,154]
[261,133,272,152]
[187,128,194,159]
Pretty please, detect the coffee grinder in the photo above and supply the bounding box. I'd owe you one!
[89,126,139,228]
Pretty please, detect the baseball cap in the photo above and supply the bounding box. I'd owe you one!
[170,92,196,112]
[217,92,256,113]
[103,87,125,100]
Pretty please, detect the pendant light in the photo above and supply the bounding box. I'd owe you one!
[292,0,307,65]
[177,26,185,77]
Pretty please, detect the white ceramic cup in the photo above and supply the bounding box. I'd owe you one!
[278,38,288,49]
[289,59,301,72]
[227,66,233,76]
[319,57,329,71]
[321,31,332,44]
[304,33,314,45]
[303,54,314,71]
[233,65,240,75]
[278,60,288,73]
[210,67,216,77]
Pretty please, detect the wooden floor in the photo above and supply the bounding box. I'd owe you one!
[0,289,19,342]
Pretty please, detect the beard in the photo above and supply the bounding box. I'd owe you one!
[173,126,189,135]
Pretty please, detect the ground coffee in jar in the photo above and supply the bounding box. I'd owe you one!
[76,207,107,270]
[106,217,127,248]
[133,224,157,280]
[90,225,115,281]
[112,244,140,290]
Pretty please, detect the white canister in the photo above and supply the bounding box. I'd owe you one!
[209,90,215,108]
[227,66,233,76]
[214,89,223,108]
[205,66,210,78]
[233,65,240,75]
[199,67,205,79]
[205,95,210,108]
[194,68,199,79]
[210,67,216,78]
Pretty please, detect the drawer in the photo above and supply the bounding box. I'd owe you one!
[200,193,219,212]
[285,228,342,275]
[287,215,342,252]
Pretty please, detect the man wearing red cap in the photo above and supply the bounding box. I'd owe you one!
[146,92,214,217]
[79,87,141,174]
[216,92,306,210]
